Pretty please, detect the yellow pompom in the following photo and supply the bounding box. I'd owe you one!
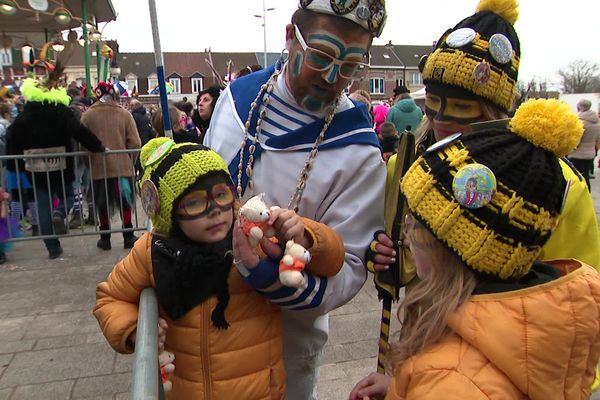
[140,137,173,166]
[509,99,583,158]
[476,0,519,25]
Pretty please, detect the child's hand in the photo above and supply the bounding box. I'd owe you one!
[158,318,168,351]
[268,207,311,249]
[348,372,390,400]
[365,231,396,273]
[233,221,260,269]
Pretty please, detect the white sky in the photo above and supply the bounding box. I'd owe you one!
[102,0,600,88]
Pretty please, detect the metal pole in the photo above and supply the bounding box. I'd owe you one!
[148,0,172,138]
[82,0,92,97]
[130,288,160,400]
[262,0,267,67]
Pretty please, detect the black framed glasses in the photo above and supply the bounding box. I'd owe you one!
[294,24,370,80]
[175,183,235,219]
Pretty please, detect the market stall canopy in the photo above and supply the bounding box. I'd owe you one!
[0,0,116,36]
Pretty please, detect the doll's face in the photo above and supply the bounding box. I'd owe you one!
[176,176,234,244]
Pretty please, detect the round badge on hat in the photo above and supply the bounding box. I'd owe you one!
[355,5,370,20]
[473,62,491,85]
[445,28,476,48]
[425,132,462,154]
[330,0,359,14]
[141,180,160,217]
[452,163,496,209]
[368,0,386,37]
[144,139,175,167]
[488,33,513,64]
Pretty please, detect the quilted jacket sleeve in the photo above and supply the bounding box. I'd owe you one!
[302,217,345,277]
[386,369,490,400]
[93,233,154,354]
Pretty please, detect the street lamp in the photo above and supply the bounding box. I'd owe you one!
[254,0,275,67]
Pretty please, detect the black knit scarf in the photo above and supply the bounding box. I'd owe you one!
[151,232,233,329]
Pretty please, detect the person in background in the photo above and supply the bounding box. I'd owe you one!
[385,84,423,134]
[233,64,263,80]
[151,105,199,144]
[81,82,140,251]
[350,98,600,400]
[379,121,398,163]
[206,1,387,397]
[568,98,600,191]
[129,99,155,146]
[372,101,390,140]
[6,64,106,259]
[192,86,221,144]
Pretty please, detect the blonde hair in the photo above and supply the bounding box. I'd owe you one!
[387,220,477,372]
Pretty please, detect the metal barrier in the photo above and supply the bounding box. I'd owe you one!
[0,148,149,242]
[130,288,164,400]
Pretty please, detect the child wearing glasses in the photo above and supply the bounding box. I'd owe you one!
[93,138,344,399]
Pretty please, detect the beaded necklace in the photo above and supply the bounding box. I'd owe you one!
[236,64,341,211]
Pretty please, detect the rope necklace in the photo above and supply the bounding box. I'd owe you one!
[236,63,341,211]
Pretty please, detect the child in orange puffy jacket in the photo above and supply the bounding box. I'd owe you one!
[93,138,344,400]
[350,100,600,400]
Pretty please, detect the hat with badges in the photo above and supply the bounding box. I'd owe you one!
[400,99,584,279]
[298,0,386,37]
[138,137,232,234]
[420,0,520,113]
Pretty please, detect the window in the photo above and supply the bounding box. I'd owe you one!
[0,48,12,67]
[126,75,138,95]
[169,78,181,94]
[409,72,422,85]
[148,77,158,93]
[191,77,203,94]
[369,78,384,95]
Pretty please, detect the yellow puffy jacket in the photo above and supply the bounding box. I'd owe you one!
[386,260,600,400]
[94,219,345,400]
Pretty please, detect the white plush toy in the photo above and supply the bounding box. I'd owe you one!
[239,195,277,247]
[159,350,175,393]
[279,240,311,288]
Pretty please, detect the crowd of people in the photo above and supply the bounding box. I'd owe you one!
[2,0,600,399]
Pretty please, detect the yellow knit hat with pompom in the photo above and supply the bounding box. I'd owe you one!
[401,99,575,280]
[421,0,520,113]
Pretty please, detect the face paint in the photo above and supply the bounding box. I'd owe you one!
[286,22,371,112]
[302,96,325,112]
[292,52,303,78]
[425,93,483,123]
[425,92,484,140]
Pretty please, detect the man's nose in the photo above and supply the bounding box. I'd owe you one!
[322,64,340,84]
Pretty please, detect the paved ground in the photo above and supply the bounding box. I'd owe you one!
[0,161,599,400]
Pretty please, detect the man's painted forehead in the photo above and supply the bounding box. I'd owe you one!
[306,29,368,59]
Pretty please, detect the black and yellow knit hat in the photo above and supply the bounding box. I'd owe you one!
[138,137,232,234]
[420,0,520,113]
[401,99,584,279]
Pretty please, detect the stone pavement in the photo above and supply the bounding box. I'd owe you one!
[0,161,599,400]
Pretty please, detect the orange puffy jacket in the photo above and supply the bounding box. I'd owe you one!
[387,260,600,400]
[94,218,344,400]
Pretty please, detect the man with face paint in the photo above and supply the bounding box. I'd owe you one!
[369,0,600,285]
[205,1,387,398]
